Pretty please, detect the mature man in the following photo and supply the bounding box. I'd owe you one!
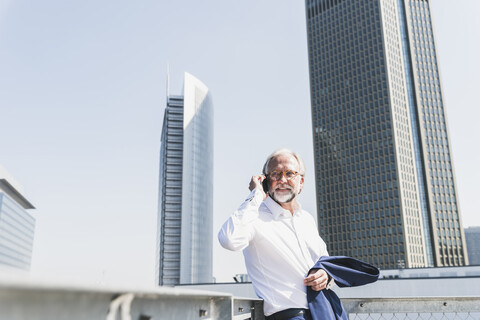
[218,149,331,320]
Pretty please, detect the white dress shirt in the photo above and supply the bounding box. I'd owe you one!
[218,188,329,316]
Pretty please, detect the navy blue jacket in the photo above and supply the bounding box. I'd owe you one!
[307,256,379,320]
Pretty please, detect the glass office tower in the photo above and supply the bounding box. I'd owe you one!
[0,166,35,271]
[156,72,214,285]
[306,0,468,268]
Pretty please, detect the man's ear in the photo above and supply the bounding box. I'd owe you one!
[299,176,305,194]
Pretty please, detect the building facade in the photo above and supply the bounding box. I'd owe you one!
[465,227,480,265]
[0,166,35,271]
[156,72,213,285]
[306,0,468,268]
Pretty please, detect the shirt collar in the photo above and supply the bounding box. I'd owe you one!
[264,196,302,219]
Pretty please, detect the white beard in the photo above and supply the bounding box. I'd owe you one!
[271,184,299,203]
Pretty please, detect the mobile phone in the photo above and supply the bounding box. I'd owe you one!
[262,175,269,194]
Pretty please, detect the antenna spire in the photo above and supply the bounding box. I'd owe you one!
[166,64,170,103]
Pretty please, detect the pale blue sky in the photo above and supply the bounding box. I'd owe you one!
[0,1,478,285]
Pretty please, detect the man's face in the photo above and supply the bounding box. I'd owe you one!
[267,154,304,204]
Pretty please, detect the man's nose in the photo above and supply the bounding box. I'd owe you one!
[278,173,288,183]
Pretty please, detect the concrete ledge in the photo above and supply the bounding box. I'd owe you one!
[0,277,263,320]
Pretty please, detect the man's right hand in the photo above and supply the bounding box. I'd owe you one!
[249,175,267,200]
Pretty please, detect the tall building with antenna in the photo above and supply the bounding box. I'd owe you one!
[156,72,214,285]
[305,0,468,268]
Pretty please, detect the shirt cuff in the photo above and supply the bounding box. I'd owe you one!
[326,274,334,290]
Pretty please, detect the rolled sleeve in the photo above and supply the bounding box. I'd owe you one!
[218,188,263,251]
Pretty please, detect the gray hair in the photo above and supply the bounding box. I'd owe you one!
[262,148,306,176]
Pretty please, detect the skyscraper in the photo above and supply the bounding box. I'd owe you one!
[306,0,468,268]
[0,165,35,271]
[156,72,213,285]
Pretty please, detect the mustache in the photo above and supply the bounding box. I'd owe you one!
[272,184,293,192]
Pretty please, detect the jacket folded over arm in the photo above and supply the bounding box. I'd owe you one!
[307,256,380,320]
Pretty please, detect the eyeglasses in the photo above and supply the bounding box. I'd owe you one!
[268,170,301,181]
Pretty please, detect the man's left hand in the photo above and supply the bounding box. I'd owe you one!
[304,268,329,291]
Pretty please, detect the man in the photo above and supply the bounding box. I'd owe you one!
[218,149,331,320]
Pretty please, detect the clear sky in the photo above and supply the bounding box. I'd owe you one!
[0,1,478,286]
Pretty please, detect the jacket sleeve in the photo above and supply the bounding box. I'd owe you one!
[311,256,379,288]
[217,188,263,251]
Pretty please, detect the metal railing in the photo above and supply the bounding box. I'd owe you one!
[342,297,480,320]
